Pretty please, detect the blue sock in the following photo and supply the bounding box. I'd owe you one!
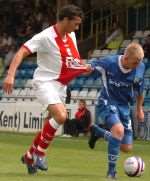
[94,125,121,173]
[94,125,111,140]
[107,136,121,174]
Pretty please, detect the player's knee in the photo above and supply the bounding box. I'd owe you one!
[120,144,133,153]
[56,111,68,124]
[112,124,124,139]
[117,126,124,137]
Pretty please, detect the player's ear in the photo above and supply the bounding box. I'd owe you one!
[124,55,129,63]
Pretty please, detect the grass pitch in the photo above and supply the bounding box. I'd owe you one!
[0,132,149,181]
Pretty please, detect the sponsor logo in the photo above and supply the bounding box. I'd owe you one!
[109,79,130,87]
[0,111,44,130]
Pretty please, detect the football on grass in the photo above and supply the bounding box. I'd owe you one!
[124,156,145,177]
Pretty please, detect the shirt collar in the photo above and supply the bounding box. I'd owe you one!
[118,55,132,73]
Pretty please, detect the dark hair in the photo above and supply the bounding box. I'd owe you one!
[79,99,86,105]
[58,4,84,21]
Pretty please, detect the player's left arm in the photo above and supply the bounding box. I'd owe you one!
[135,94,144,122]
[134,62,145,122]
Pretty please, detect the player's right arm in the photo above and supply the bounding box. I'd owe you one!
[3,46,31,94]
[88,57,109,73]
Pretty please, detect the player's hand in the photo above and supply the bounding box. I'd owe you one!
[3,74,15,94]
[135,107,144,122]
[81,64,93,75]
[85,64,93,73]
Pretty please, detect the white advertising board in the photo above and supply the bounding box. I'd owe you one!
[0,102,95,135]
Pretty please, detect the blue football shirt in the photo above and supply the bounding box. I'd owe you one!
[90,55,145,105]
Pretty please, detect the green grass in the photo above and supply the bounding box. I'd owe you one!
[0,132,149,181]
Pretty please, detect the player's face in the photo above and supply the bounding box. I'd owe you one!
[124,56,142,69]
[65,16,82,33]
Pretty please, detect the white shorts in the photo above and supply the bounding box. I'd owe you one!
[32,80,67,109]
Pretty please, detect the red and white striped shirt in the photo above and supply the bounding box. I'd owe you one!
[24,25,86,85]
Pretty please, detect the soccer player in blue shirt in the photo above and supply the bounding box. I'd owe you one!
[87,43,145,179]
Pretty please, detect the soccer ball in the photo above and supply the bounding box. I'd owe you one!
[124,156,145,177]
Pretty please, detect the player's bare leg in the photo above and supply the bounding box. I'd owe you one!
[22,103,67,174]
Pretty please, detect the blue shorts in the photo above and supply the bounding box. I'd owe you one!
[95,98,133,144]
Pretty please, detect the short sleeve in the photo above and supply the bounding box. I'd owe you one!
[24,32,45,53]
[133,63,145,96]
[134,79,144,96]
[89,57,110,72]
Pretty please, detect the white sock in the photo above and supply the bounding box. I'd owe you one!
[49,118,60,129]
[27,151,32,159]
[37,146,45,153]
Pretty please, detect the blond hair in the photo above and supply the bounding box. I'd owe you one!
[124,43,144,60]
